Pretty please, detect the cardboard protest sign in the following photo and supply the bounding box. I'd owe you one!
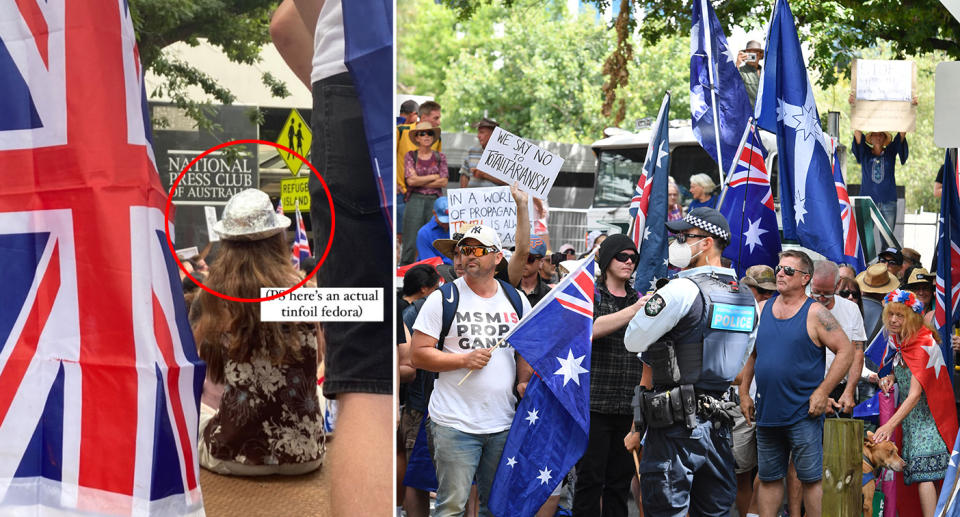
[477,127,564,199]
[850,59,917,132]
[447,187,536,248]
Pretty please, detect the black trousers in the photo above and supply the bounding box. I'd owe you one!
[309,72,391,397]
[573,412,634,517]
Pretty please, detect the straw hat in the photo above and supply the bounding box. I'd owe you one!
[407,121,442,145]
[213,189,291,241]
[856,263,899,294]
[904,267,934,288]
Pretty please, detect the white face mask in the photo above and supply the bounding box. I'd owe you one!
[668,240,704,269]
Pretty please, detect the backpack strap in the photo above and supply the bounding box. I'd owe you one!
[497,279,525,320]
[437,282,460,349]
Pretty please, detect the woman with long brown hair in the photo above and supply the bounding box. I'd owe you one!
[874,290,958,517]
[193,188,323,476]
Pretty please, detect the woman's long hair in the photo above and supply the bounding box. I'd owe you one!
[192,233,312,383]
[882,299,941,345]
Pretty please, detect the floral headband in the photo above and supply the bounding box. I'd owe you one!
[883,289,924,314]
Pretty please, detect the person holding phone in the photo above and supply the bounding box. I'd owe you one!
[736,40,764,108]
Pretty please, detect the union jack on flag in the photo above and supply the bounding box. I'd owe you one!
[829,137,865,272]
[629,168,653,247]
[630,93,671,293]
[488,252,595,517]
[292,202,310,268]
[936,149,960,379]
[0,0,204,514]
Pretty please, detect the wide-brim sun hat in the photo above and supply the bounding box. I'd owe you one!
[904,267,934,288]
[408,121,442,145]
[213,189,291,241]
[856,263,900,294]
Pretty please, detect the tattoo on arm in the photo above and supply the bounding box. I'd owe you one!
[816,307,840,333]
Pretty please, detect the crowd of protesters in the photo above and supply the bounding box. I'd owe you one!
[394,108,960,516]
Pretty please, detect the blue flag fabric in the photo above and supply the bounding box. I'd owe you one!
[936,149,960,388]
[690,0,753,176]
[403,413,438,492]
[935,424,960,515]
[342,0,393,229]
[754,0,845,263]
[863,328,894,378]
[488,255,596,517]
[852,392,879,423]
[632,94,671,294]
[831,141,867,272]
[718,123,781,277]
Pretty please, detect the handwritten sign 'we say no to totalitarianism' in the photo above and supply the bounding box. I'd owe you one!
[477,127,564,199]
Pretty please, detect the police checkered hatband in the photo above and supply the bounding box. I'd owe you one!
[683,213,729,240]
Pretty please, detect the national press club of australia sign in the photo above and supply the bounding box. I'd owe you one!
[165,150,257,204]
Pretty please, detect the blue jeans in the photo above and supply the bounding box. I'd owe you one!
[877,200,897,235]
[756,416,824,483]
[427,420,509,517]
[396,192,406,234]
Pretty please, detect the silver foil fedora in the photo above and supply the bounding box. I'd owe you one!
[213,189,291,241]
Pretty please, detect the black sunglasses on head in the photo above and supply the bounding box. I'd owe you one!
[775,265,808,276]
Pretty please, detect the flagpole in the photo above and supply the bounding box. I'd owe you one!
[716,117,753,208]
[700,0,726,187]
[731,121,754,273]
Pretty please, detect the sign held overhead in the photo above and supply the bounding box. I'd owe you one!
[477,127,564,199]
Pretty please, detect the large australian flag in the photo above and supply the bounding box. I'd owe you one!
[488,253,595,517]
[936,149,960,386]
[717,123,781,277]
[755,0,845,264]
[690,0,753,175]
[630,93,671,294]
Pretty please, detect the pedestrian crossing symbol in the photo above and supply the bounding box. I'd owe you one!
[277,109,312,176]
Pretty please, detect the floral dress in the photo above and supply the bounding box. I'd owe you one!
[894,360,950,484]
[202,326,323,468]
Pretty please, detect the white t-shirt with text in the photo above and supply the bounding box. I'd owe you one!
[413,277,531,434]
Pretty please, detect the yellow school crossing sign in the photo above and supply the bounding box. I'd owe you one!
[276,109,312,176]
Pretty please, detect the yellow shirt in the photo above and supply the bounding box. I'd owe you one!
[397,123,441,194]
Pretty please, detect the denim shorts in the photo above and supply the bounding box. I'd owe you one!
[756,416,823,483]
[309,72,391,397]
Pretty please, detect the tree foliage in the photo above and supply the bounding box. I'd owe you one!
[129,0,286,129]
[398,0,691,143]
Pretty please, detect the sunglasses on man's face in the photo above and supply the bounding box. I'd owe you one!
[675,233,711,244]
[415,132,433,138]
[774,265,808,277]
[877,257,901,265]
[526,254,544,263]
[458,245,498,257]
[614,252,639,264]
[838,289,861,299]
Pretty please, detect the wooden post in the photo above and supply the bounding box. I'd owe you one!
[822,418,864,516]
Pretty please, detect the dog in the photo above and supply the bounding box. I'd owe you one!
[863,431,907,517]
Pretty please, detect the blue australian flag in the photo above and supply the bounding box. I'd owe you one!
[488,253,596,517]
[632,94,671,294]
[863,328,894,378]
[690,0,753,175]
[936,423,960,514]
[717,123,781,277]
[935,149,960,387]
[755,0,845,264]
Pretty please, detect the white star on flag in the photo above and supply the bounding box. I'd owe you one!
[554,349,589,386]
[743,218,768,253]
[506,456,517,468]
[779,86,830,226]
[657,142,669,168]
[720,44,737,65]
[525,408,540,425]
[643,226,651,242]
[537,466,553,485]
[922,343,947,378]
[950,450,959,468]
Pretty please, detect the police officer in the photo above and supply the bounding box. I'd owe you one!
[623,207,758,517]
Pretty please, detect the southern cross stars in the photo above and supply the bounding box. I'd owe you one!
[537,466,553,485]
[743,218,767,253]
[506,456,517,468]
[525,409,540,425]
[554,349,589,387]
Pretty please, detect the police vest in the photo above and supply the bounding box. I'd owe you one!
[645,272,757,392]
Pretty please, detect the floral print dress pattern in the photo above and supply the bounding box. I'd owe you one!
[203,327,323,467]
[894,361,949,484]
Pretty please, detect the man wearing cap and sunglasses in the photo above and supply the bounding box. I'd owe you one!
[740,250,853,517]
[411,224,532,517]
[621,207,758,517]
[459,118,507,189]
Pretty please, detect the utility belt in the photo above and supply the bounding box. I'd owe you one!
[632,384,735,434]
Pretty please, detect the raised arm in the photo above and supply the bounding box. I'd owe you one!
[508,183,530,285]
[270,0,315,89]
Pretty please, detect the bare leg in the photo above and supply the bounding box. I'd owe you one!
[756,479,785,517]
[403,487,430,517]
[328,393,391,516]
[535,495,560,517]
[787,461,802,516]
[918,481,938,517]
[748,474,760,515]
[800,481,821,517]
[466,484,479,517]
[736,471,755,516]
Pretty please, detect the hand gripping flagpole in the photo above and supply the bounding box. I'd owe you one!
[700,0,726,187]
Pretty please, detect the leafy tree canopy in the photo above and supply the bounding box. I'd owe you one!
[130,0,288,130]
